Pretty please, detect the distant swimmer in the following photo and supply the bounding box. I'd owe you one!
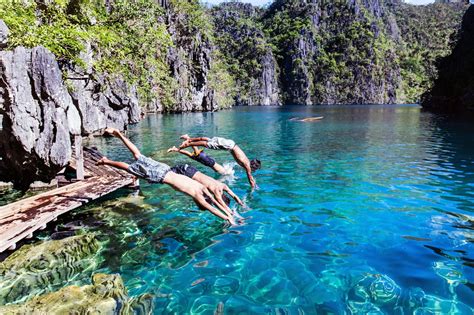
[167,145,229,176]
[96,128,237,225]
[170,163,245,220]
[178,135,261,189]
[290,116,324,122]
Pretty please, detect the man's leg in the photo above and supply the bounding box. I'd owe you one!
[212,163,227,175]
[105,128,141,160]
[179,140,209,150]
[97,157,130,171]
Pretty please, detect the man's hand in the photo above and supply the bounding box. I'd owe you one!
[249,176,256,189]
[228,216,237,226]
[180,134,190,140]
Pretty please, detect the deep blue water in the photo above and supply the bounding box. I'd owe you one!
[56,106,474,313]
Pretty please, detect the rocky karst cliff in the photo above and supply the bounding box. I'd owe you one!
[421,5,474,114]
[211,0,467,105]
[210,3,281,105]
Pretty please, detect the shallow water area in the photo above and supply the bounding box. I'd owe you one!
[4,105,474,313]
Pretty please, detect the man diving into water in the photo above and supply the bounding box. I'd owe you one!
[167,145,229,175]
[96,128,238,225]
[177,135,261,189]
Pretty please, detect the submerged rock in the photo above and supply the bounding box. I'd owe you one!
[0,234,100,305]
[0,273,153,314]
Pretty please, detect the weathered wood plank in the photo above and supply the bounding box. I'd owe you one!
[0,147,134,253]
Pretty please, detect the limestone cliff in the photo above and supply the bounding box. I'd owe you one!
[210,3,281,105]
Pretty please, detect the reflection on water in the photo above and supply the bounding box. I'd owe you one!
[3,105,474,313]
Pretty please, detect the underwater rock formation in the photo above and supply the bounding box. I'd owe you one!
[422,5,474,115]
[0,273,153,314]
[0,234,100,305]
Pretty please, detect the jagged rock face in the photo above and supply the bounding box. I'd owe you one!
[283,29,315,105]
[422,6,474,114]
[166,6,217,112]
[67,72,141,135]
[0,46,81,189]
[0,234,100,305]
[65,41,141,134]
[211,2,281,106]
[265,0,401,105]
[0,273,153,314]
[0,20,8,49]
[167,40,215,112]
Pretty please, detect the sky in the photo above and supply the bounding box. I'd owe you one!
[202,0,435,7]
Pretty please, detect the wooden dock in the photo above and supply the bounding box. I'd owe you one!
[0,147,133,253]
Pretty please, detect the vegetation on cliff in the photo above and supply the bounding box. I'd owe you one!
[392,1,467,102]
[0,0,469,108]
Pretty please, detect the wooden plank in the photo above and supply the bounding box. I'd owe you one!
[0,147,134,253]
[0,176,132,253]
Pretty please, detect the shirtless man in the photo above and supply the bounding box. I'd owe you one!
[178,135,261,188]
[96,128,236,225]
[167,146,228,175]
[170,164,244,220]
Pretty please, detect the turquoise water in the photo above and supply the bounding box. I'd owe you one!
[62,106,473,313]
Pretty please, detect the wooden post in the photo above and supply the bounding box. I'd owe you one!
[75,135,84,180]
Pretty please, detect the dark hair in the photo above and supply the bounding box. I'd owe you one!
[250,159,261,172]
[197,194,230,210]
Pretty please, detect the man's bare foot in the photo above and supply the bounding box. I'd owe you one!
[96,157,109,165]
[104,127,120,137]
[167,146,179,153]
[180,134,190,140]
[178,140,190,149]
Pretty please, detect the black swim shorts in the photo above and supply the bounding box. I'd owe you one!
[170,164,198,178]
[192,151,216,168]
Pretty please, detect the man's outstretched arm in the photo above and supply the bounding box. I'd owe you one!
[195,195,236,225]
[104,128,141,160]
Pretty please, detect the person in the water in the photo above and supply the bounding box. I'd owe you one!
[96,128,237,225]
[167,146,228,175]
[178,135,261,189]
[170,163,244,220]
